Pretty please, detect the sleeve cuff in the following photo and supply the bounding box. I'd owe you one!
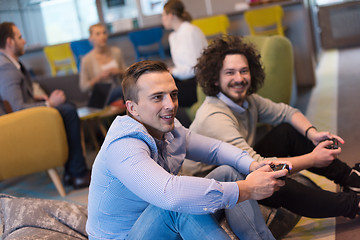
[221,182,239,209]
[236,155,255,175]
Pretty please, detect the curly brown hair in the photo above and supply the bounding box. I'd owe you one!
[195,35,264,96]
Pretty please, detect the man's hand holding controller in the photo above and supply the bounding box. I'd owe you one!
[237,162,291,203]
[320,138,339,149]
[270,163,290,180]
[305,126,344,148]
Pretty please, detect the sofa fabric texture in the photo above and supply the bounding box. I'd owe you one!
[0,194,88,239]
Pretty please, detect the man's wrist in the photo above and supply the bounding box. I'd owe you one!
[236,180,251,203]
[249,161,257,172]
[305,126,317,139]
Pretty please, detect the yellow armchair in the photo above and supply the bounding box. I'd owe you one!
[192,15,230,42]
[43,43,78,76]
[0,107,68,196]
[244,35,294,105]
[244,5,285,36]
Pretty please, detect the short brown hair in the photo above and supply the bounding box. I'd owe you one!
[122,60,169,103]
[89,23,106,35]
[0,22,15,49]
[195,35,265,96]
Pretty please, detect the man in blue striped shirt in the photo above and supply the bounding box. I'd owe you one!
[86,60,289,240]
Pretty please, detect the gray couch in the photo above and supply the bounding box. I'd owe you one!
[33,74,89,107]
[0,194,87,239]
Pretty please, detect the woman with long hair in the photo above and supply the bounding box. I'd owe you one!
[162,0,208,108]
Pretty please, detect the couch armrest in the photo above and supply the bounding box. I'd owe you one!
[0,107,68,180]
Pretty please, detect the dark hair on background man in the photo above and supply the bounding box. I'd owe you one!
[163,0,192,22]
[0,22,15,49]
[195,35,265,96]
[122,60,169,103]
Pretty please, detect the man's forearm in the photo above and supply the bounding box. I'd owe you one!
[290,111,314,138]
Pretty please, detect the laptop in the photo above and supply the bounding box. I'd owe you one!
[77,82,112,118]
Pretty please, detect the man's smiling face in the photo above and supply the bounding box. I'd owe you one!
[217,54,251,106]
[128,71,179,139]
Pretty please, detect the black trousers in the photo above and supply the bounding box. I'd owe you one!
[56,102,88,177]
[256,123,359,218]
[174,77,197,108]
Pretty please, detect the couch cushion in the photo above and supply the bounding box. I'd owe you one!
[34,74,88,107]
[0,194,87,239]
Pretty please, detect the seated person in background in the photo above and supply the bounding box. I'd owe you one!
[162,0,208,108]
[183,35,360,219]
[0,22,90,189]
[79,23,126,104]
[86,60,290,240]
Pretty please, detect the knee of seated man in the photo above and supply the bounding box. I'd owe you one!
[273,122,294,132]
[206,165,245,182]
[55,102,79,119]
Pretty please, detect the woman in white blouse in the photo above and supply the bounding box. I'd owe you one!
[79,23,126,104]
[162,0,208,107]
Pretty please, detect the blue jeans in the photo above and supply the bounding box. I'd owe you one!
[126,166,274,240]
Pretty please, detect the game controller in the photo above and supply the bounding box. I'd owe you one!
[320,138,339,149]
[270,163,290,180]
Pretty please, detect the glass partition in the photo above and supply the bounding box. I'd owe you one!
[140,0,165,16]
[0,0,98,48]
[41,0,98,45]
[101,0,138,33]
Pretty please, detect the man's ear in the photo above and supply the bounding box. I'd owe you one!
[214,80,219,86]
[5,37,13,49]
[126,100,139,116]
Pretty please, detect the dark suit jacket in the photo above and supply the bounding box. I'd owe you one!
[0,52,46,116]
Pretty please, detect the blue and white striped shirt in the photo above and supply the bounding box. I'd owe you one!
[87,115,254,239]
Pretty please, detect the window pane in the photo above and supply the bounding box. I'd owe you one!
[140,0,166,16]
[0,0,46,48]
[41,0,98,45]
[101,0,138,33]
[41,0,80,45]
[76,0,99,38]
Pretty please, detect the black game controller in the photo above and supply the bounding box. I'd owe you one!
[270,163,290,180]
[320,138,339,149]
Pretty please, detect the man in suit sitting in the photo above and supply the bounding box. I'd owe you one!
[0,21,90,189]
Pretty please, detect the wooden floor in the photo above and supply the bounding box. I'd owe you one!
[335,47,360,239]
[284,47,360,239]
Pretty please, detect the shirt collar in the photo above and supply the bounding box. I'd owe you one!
[217,92,248,114]
[0,50,20,70]
[154,131,174,145]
